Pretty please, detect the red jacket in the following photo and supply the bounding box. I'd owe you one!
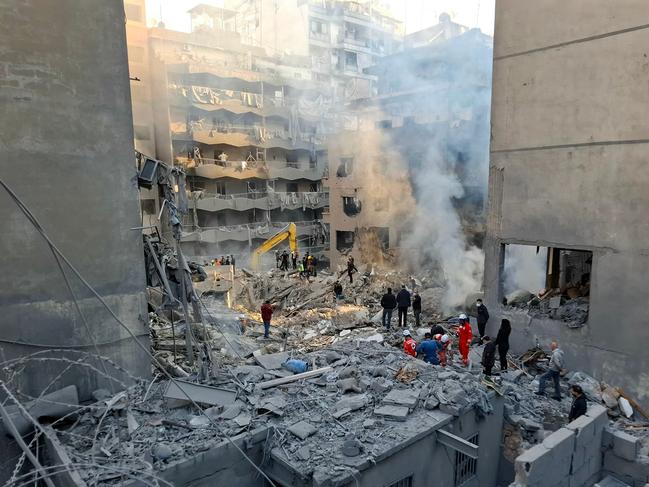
[261,303,273,322]
[403,337,417,357]
[458,322,473,348]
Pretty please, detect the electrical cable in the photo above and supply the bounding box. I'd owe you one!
[0,177,277,486]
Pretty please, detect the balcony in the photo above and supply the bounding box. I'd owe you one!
[180,220,325,243]
[194,191,329,212]
[175,127,324,151]
[179,157,269,180]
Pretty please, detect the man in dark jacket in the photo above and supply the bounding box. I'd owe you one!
[568,385,587,422]
[476,299,489,338]
[412,292,422,327]
[396,285,411,327]
[380,288,397,329]
[481,336,496,376]
[494,318,511,370]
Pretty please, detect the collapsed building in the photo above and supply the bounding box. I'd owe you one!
[3,0,649,486]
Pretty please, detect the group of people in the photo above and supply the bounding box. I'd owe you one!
[275,250,319,277]
[380,286,423,329]
[211,255,235,268]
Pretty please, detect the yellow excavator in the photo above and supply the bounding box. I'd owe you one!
[251,223,298,271]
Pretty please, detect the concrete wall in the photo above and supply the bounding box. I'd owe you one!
[0,0,149,390]
[484,0,649,408]
[512,404,608,487]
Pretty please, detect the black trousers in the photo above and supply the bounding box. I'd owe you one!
[498,345,509,370]
[398,307,408,327]
[478,320,487,337]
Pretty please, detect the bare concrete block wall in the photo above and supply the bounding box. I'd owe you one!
[512,404,607,486]
[0,0,149,394]
[484,0,649,409]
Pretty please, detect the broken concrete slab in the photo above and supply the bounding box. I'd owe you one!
[296,445,311,461]
[258,396,288,416]
[254,351,289,370]
[373,405,410,421]
[4,385,79,436]
[334,394,368,413]
[163,380,236,408]
[287,420,317,440]
[382,389,419,408]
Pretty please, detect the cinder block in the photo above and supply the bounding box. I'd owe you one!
[515,443,551,484]
[612,430,639,461]
[602,428,615,449]
[603,453,649,485]
[568,414,598,471]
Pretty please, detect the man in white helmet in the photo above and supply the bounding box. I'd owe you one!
[402,329,417,357]
[439,334,450,366]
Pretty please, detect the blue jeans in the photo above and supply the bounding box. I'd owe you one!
[382,308,393,328]
[263,320,270,338]
[538,369,561,398]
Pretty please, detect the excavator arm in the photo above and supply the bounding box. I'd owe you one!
[251,223,297,270]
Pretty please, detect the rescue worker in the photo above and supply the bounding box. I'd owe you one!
[402,330,417,357]
[260,300,273,339]
[412,292,422,327]
[481,336,496,376]
[434,333,451,366]
[396,285,411,327]
[380,287,397,330]
[568,385,587,422]
[457,314,473,367]
[476,298,489,338]
[415,333,442,365]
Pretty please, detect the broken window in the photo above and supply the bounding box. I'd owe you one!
[345,51,358,68]
[336,230,355,251]
[454,433,478,486]
[502,244,592,326]
[336,157,354,177]
[342,196,362,216]
[286,182,299,193]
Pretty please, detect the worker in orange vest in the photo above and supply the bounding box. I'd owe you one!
[457,314,473,366]
[434,333,451,366]
[402,330,417,357]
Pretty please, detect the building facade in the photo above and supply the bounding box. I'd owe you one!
[484,0,649,407]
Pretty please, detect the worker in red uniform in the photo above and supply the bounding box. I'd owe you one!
[261,300,273,338]
[402,330,417,357]
[434,334,451,366]
[457,313,473,366]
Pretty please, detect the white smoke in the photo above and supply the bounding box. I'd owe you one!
[504,244,547,295]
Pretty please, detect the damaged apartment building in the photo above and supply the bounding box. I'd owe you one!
[125,1,332,262]
[325,16,493,266]
[484,0,649,412]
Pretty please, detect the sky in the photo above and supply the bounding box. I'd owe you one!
[145,0,495,36]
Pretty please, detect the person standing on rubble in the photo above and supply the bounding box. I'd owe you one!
[568,385,587,422]
[494,318,511,370]
[230,254,236,272]
[481,336,496,376]
[333,281,343,302]
[402,330,417,357]
[261,300,273,339]
[412,292,422,327]
[280,251,290,271]
[535,341,565,400]
[380,287,397,329]
[275,250,281,269]
[457,314,473,366]
[346,256,358,283]
[416,333,442,365]
[396,285,411,327]
[476,298,489,339]
[291,251,298,270]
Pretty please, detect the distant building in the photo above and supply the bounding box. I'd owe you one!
[324,23,493,266]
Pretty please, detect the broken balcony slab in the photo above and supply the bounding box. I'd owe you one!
[163,380,237,408]
[254,350,290,370]
[382,388,420,408]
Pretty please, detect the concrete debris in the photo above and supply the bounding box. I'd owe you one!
[287,420,317,440]
[163,380,237,407]
[254,350,289,370]
[619,397,634,419]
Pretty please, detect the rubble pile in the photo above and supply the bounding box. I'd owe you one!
[505,288,589,327]
[46,340,497,484]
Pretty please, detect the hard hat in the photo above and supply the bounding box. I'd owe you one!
[402,329,411,336]
[459,313,467,320]
[433,334,442,341]
[441,334,450,343]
